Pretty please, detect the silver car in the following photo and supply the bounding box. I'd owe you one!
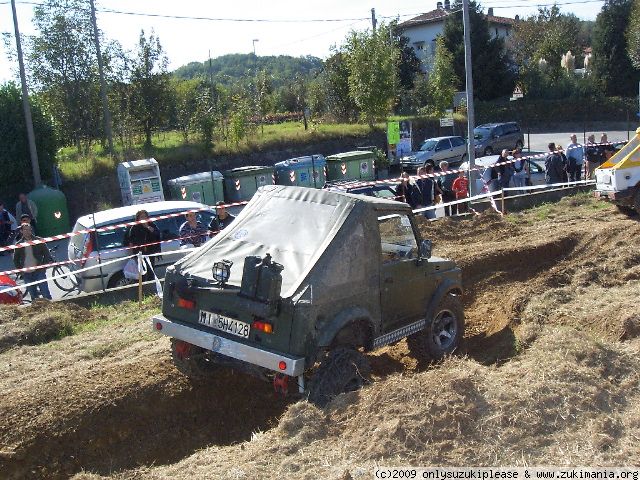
[474,122,524,157]
[68,201,215,292]
[400,136,467,170]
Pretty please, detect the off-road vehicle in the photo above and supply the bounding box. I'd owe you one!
[153,186,464,406]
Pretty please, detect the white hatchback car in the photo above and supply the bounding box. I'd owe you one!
[68,201,215,292]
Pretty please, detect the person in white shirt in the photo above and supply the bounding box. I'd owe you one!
[565,134,584,181]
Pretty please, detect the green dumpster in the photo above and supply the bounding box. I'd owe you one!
[167,171,224,205]
[325,151,375,182]
[27,185,70,236]
[223,166,275,202]
[274,155,327,189]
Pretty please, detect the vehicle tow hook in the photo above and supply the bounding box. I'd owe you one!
[273,373,289,397]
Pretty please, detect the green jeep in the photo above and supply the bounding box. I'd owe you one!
[153,186,463,406]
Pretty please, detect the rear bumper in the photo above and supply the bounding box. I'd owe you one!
[152,314,305,377]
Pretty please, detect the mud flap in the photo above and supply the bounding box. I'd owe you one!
[273,373,289,397]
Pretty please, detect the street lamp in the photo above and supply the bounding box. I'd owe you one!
[252,38,259,56]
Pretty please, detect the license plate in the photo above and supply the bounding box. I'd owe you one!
[198,310,250,339]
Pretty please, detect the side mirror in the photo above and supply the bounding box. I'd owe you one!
[420,239,432,259]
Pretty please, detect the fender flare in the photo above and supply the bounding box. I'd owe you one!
[316,306,375,350]
[425,278,463,322]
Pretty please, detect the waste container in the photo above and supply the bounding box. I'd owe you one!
[325,151,376,182]
[274,155,327,189]
[27,185,70,236]
[167,171,224,205]
[223,166,275,202]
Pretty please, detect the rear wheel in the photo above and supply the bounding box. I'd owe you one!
[171,338,217,380]
[107,271,133,289]
[616,204,637,216]
[408,294,464,362]
[308,347,370,407]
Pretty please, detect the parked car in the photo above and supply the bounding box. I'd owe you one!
[459,155,544,193]
[68,201,215,292]
[400,136,467,170]
[325,181,398,200]
[474,122,524,157]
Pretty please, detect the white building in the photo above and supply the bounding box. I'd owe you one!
[398,1,516,71]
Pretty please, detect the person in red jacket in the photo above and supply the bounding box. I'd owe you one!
[451,171,469,214]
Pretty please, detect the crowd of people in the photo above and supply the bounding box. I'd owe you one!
[394,132,617,216]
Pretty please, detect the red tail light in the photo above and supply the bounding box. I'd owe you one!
[278,361,287,371]
[177,297,196,310]
[80,234,94,267]
[252,318,273,334]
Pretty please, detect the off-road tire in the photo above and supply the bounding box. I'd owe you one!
[170,338,217,380]
[634,189,640,213]
[308,347,371,407]
[484,147,493,156]
[107,271,133,289]
[616,204,637,217]
[408,294,464,362]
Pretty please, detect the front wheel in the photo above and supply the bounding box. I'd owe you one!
[408,294,464,362]
[616,204,637,217]
[51,264,79,292]
[307,347,370,407]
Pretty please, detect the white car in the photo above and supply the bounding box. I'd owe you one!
[459,155,545,193]
[68,201,215,292]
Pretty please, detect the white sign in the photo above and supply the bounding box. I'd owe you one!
[440,110,454,127]
[510,86,524,101]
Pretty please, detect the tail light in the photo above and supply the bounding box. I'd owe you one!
[177,297,196,310]
[80,233,94,266]
[252,318,273,334]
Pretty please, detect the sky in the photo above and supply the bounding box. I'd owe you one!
[0,0,606,83]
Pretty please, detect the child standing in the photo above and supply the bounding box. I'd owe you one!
[451,171,469,214]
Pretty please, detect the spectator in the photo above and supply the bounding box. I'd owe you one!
[208,201,236,235]
[0,202,17,249]
[544,142,566,184]
[600,133,615,162]
[482,162,500,192]
[123,210,160,281]
[512,148,528,191]
[179,211,208,248]
[497,149,514,189]
[565,134,584,182]
[416,165,440,220]
[451,170,469,214]
[557,146,569,183]
[585,134,602,180]
[437,161,456,216]
[13,223,52,300]
[395,172,421,209]
[15,193,37,229]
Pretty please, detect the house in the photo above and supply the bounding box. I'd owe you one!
[398,1,516,71]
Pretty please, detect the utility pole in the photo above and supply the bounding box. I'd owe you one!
[462,0,476,197]
[90,0,114,155]
[11,0,41,186]
[371,8,377,33]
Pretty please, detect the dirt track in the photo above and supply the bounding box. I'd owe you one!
[1,194,640,479]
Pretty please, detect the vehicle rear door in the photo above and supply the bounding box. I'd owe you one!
[378,214,429,333]
[449,136,467,164]
[434,139,453,164]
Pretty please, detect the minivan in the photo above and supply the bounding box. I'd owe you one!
[474,122,525,157]
[68,201,215,292]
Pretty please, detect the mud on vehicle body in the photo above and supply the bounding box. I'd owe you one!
[153,185,463,406]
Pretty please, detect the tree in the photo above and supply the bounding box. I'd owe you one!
[395,32,422,90]
[256,69,273,134]
[320,50,358,121]
[129,30,170,148]
[593,0,637,96]
[342,23,399,126]
[442,1,515,100]
[427,37,458,116]
[27,0,101,150]
[627,0,640,69]
[0,83,56,188]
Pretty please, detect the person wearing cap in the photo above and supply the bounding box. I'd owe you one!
[565,134,584,182]
[208,201,236,236]
[13,223,53,300]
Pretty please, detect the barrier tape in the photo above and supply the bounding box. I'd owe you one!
[0,200,248,255]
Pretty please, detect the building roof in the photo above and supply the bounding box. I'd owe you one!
[398,8,515,30]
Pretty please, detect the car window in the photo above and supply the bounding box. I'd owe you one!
[493,126,505,136]
[378,215,418,264]
[373,189,397,199]
[97,226,126,250]
[450,137,465,147]
[155,217,179,240]
[420,139,438,151]
[436,139,451,151]
[474,128,491,140]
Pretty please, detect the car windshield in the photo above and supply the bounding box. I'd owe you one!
[474,128,491,140]
[420,140,438,151]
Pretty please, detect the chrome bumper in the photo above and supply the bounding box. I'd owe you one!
[153,315,305,377]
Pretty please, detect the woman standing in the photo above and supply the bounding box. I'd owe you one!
[123,210,160,280]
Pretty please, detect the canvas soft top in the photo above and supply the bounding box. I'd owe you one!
[175,185,410,297]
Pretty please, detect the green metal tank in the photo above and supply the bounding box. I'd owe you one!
[223,166,275,202]
[28,185,70,236]
[325,151,375,182]
[167,171,224,205]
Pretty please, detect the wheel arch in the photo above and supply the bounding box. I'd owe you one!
[426,278,463,321]
[316,307,376,352]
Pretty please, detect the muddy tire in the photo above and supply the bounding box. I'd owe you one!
[408,294,464,362]
[616,204,637,216]
[308,347,370,407]
[170,338,216,380]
